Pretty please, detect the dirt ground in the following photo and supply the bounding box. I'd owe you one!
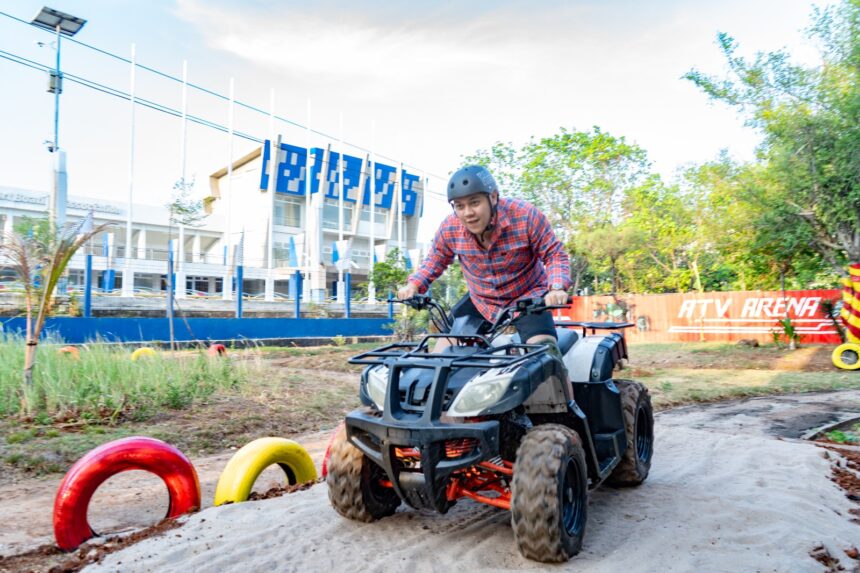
[0,342,858,572]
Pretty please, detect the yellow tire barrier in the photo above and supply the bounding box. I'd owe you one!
[130,347,157,361]
[832,343,860,371]
[214,437,317,506]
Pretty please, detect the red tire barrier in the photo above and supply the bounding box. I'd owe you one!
[207,343,227,357]
[53,436,200,551]
[321,422,345,479]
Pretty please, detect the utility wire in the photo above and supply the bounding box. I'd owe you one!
[0,9,450,183]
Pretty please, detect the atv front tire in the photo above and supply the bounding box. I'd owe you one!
[511,424,588,562]
[326,426,401,521]
[606,379,654,487]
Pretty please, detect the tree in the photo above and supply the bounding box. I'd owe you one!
[464,127,652,294]
[369,248,409,297]
[686,1,860,272]
[0,216,108,409]
[164,177,208,350]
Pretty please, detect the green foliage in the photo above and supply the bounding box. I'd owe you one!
[776,317,801,349]
[65,290,82,317]
[369,248,409,295]
[166,177,207,228]
[820,298,847,342]
[685,1,860,271]
[12,216,53,245]
[456,3,860,294]
[428,262,467,307]
[331,335,347,346]
[824,429,858,444]
[386,308,430,342]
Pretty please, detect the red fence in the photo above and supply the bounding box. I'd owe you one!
[554,289,843,344]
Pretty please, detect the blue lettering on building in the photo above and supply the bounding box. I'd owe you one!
[260,140,419,216]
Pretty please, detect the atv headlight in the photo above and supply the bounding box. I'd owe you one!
[447,370,516,417]
[366,365,389,410]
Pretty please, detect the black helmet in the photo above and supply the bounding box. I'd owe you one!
[447,165,498,202]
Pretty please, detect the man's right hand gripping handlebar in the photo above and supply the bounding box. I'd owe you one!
[397,282,419,301]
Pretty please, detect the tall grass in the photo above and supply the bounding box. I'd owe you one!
[0,334,249,423]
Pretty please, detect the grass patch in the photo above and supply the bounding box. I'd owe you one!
[637,367,860,409]
[0,334,259,424]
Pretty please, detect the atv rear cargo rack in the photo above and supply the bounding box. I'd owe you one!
[556,321,634,337]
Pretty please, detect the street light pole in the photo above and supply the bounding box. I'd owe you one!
[52,23,60,152]
[30,7,87,234]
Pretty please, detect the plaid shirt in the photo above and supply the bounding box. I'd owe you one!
[408,197,571,321]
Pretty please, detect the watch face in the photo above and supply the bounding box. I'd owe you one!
[551,283,563,291]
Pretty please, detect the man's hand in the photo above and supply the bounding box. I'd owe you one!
[397,283,419,300]
[544,289,570,306]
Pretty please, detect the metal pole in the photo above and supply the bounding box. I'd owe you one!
[180,60,188,182]
[304,99,312,290]
[176,61,188,289]
[223,78,235,300]
[83,254,92,318]
[337,111,345,302]
[53,24,61,152]
[48,23,62,235]
[397,161,404,256]
[368,120,376,303]
[294,269,302,318]
[123,43,136,297]
[167,242,175,349]
[345,272,351,318]
[267,88,275,270]
[388,291,394,320]
[236,264,244,318]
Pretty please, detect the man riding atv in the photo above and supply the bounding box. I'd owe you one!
[327,165,654,564]
[398,164,571,358]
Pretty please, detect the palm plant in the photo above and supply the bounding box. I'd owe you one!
[0,217,109,400]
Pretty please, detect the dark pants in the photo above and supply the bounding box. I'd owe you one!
[450,294,557,341]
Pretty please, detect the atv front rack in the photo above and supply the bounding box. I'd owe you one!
[348,337,548,370]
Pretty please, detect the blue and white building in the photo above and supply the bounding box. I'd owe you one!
[0,138,424,302]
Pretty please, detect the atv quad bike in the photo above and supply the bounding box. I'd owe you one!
[326,294,654,563]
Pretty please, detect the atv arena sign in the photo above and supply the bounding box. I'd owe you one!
[564,289,843,344]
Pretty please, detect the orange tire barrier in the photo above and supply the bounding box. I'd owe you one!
[58,346,80,359]
[53,436,200,551]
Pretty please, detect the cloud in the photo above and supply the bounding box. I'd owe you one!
[174,0,581,92]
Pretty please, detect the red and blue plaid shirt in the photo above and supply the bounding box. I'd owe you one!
[408,197,571,321]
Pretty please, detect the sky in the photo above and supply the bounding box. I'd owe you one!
[0,0,833,239]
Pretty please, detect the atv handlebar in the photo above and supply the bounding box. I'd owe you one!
[391,293,573,342]
[488,295,573,336]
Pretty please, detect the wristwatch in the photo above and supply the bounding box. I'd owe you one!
[551,282,564,291]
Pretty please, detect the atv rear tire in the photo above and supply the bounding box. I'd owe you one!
[326,426,400,521]
[606,379,654,487]
[511,424,588,563]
